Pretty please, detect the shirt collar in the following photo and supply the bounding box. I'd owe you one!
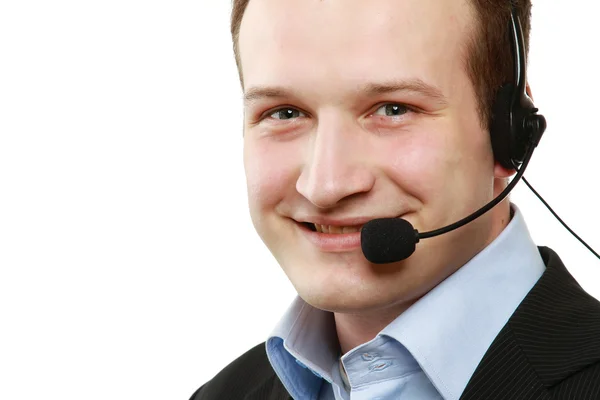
[266,296,339,399]
[266,203,545,400]
[380,203,545,399]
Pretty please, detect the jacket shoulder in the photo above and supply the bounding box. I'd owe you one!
[549,361,600,399]
[511,247,600,386]
[190,342,284,400]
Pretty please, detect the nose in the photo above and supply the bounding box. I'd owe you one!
[296,114,375,209]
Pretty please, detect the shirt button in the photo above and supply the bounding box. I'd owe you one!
[361,352,379,361]
[368,360,392,372]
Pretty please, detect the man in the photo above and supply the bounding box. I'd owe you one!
[192,0,600,398]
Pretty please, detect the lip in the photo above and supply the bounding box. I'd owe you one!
[296,220,362,252]
[295,216,380,227]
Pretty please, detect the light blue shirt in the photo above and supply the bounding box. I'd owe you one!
[266,204,546,399]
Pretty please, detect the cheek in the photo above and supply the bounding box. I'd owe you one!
[378,130,453,198]
[243,138,301,210]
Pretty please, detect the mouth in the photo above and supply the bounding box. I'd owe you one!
[300,222,363,234]
[295,219,366,252]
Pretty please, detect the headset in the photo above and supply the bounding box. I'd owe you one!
[499,5,598,260]
[360,4,600,263]
[491,5,545,170]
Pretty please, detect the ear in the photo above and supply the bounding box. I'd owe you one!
[494,161,516,178]
[526,82,534,101]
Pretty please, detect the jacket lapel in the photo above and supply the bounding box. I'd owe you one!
[461,247,600,399]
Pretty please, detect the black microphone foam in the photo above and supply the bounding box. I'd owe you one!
[361,218,419,264]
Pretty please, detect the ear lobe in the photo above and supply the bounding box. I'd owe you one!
[494,160,516,178]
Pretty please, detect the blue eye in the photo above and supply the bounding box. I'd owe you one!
[269,108,306,120]
[374,104,409,117]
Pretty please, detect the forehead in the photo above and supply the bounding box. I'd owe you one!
[238,0,476,98]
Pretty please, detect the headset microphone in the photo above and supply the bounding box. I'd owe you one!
[361,7,547,264]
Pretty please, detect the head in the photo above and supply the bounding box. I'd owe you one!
[235,0,532,314]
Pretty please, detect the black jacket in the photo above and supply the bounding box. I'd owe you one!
[192,247,600,399]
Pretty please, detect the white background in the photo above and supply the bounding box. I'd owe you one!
[0,1,598,399]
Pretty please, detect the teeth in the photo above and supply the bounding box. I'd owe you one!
[329,225,342,234]
[312,224,361,234]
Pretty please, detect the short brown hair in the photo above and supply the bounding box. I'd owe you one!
[230,0,532,128]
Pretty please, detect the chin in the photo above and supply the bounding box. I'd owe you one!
[285,255,418,314]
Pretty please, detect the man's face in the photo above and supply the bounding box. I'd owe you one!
[239,0,506,313]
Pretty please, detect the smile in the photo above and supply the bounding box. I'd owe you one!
[301,222,363,234]
[298,221,363,252]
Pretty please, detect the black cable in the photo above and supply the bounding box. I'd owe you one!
[522,177,600,260]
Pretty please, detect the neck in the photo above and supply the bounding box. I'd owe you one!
[334,301,417,355]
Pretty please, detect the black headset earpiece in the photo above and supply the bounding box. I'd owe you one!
[490,6,547,170]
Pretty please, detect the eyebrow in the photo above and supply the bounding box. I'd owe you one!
[243,78,448,106]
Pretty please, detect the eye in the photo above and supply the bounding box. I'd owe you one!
[269,108,306,120]
[373,103,410,117]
